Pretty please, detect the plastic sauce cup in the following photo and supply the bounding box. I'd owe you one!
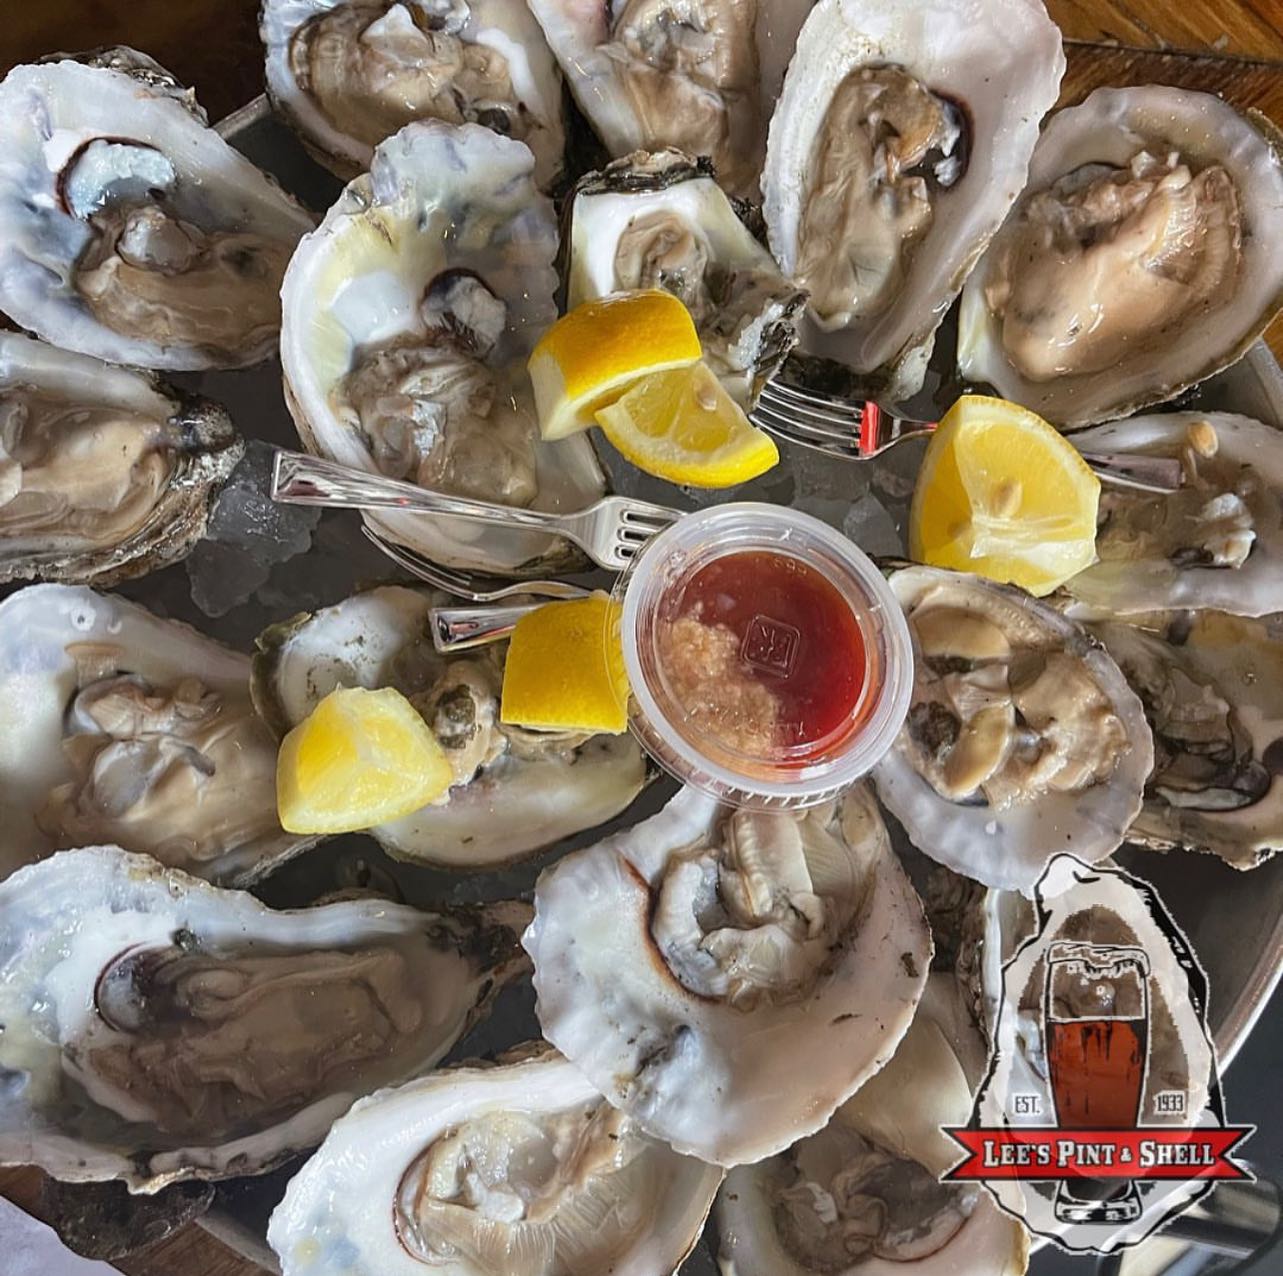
[617,503,913,809]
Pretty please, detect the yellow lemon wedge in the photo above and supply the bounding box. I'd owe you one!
[910,394,1100,597]
[528,290,702,440]
[595,361,779,488]
[500,593,629,733]
[276,686,452,834]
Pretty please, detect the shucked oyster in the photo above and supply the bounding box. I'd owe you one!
[566,150,805,407]
[253,586,647,868]
[527,0,808,199]
[523,785,931,1166]
[763,0,1063,398]
[268,1046,722,1275]
[281,121,606,576]
[716,975,1028,1276]
[0,846,530,1190]
[872,567,1152,895]
[0,584,312,885]
[0,52,314,370]
[261,0,566,187]
[959,87,1283,426]
[0,332,242,587]
[1066,413,1283,617]
[1087,611,1283,871]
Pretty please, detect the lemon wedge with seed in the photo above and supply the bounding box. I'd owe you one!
[910,394,1100,596]
[596,361,779,488]
[276,686,453,834]
[500,593,630,734]
[528,290,702,440]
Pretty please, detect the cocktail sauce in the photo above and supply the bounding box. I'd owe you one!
[658,550,871,763]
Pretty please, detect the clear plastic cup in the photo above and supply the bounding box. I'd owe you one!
[616,502,913,809]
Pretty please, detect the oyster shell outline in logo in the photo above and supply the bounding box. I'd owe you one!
[945,854,1253,1254]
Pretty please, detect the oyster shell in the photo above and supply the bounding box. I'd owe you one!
[1087,610,1283,871]
[267,1045,722,1275]
[958,87,1283,426]
[0,584,313,885]
[566,149,805,407]
[871,566,1152,895]
[716,975,1029,1275]
[0,845,530,1190]
[527,0,808,199]
[763,0,1063,398]
[261,0,566,187]
[280,120,606,577]
[0,52,314,370]
[252,586,648,868]
[0,332,242,587]
[1066,413,1283,617]
[523,784,931,1166]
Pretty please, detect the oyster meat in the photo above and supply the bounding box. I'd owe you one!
[261,0,566,187]
[0,51,314,370]
[0,584,313,885]
[566,149,805,406]
[268,1045,722,1275]
[872,566,1152,894]
[763,0,1063,397]
[1088,610,1283,871]
[716,975,1028,1275]
[280,121,606,576]
[0,845,530,1190]
[527,0,808,199]
[0,332,242,587]
[523,784,931,1165]
[959,87,1283,426]
[1066,413,1283,617]
[252,586,648,868]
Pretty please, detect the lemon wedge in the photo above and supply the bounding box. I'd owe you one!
[276,686,452,834]
[909,394,1100,596]
[595,361,779,488]
[500,593,629,733]
[528,291,702,440]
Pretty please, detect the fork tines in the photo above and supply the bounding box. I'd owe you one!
[752,380,871,457]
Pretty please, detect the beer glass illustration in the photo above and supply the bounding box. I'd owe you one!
[1043,941,1151,1225]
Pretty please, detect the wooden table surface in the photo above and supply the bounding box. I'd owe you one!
[3,2,1282,1272]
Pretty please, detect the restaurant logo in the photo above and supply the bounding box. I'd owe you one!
[944,855,1253,1254]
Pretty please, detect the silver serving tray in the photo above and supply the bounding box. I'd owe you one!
[36,99,1281,1273]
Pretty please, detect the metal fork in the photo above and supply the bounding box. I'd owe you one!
[750,379,1185,493]
[272,450,679,571]
[360,526,592,602]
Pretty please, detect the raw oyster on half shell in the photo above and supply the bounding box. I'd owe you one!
[566,149,805,407]
[252,586,648,868]
[716,975,1028,1276]
[0,51,314,370]
[0,584,312,885]
[0,332,242,587]
[523,784,931,1166]
[527,0,810,199]
[959,87,1283,426]
[0,846,530,1190]
[1066,413,1283,617]
[872,566,1152,894]
[1087,610,1283,871]
[268,1045,722,1275]
[280,121,606,576]
[261,0,566,187]
[763,0,1064,397]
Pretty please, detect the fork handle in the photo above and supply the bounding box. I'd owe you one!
[272,450,576,536]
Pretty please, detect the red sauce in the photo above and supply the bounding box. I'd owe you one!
[659,550,869,762]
